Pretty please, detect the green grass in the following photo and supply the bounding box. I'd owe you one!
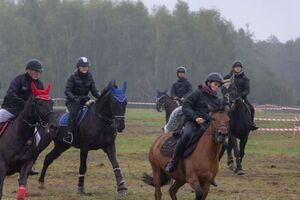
[3,108,300,200]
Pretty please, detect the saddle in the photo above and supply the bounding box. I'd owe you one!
[0,121,9,136]
[160,128,205,158]
[58,106,89,127]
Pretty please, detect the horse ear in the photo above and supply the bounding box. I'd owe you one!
[44,84,51,95]
[164,89,168,94]
[31,82,37,96]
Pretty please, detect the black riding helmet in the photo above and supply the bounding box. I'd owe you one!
[232,60,243,68]
[25,59,43,72]
[176,66,186,74]
[76,57,90,68]
[205,72,224,85]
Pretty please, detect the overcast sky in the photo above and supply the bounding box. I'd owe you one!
[136,0,299,43]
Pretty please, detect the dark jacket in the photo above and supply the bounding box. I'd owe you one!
[170,78,193,98]
[65,70,100,103]
[1,73,44,115]
[182,84,222,123]
[224,71,249,99]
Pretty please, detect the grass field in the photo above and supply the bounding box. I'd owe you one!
[3,109,300,200]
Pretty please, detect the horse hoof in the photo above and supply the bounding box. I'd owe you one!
[117,184,128,197]
[235,169,245,176]
[118,189,128,197]
[77,186,84,194]
[38,182,45,189]
[228,163,235,171]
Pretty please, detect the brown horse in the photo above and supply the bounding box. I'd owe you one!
[143,110,229,200]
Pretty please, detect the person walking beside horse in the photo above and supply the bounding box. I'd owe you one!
[63,57,101,144]
[224,60,258,131]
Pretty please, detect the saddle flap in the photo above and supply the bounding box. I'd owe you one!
[58,107,89,127]
[0,121,9,136]
[160,135,198,158]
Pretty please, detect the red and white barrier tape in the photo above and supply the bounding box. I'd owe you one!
[257,128,300,132]
[255,118,300,122]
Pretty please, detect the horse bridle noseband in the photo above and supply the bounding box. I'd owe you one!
[22,98,54,133]
[208,118,228,144]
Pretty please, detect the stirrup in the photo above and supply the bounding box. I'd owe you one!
[63,132,73,144]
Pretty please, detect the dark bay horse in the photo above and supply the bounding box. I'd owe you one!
[220,79,252,175]
[37,81,128,195]
[143,111,229,200]
[0,83,53,200]
[155,90,179,123]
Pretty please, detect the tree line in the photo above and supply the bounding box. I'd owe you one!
[0,0,299,105]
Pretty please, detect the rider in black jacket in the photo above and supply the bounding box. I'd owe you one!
[0,59,44,175]
[1,59,44,117]
[165,72,224,173]
[224,60,258,131]
[170,66,193,102]
[63,57,101,144]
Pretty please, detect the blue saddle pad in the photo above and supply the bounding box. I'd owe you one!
[59,107,89,127]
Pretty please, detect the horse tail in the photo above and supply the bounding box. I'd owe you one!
[142,171,171,187]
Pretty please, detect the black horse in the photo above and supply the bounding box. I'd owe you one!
[0,83,53,200]
[220,80,252,175]
[155,90,180,123]
[37,81,128,195]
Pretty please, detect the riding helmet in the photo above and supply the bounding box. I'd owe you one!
[205,72,224,84]
[76,57,90,68]
[176,66,186,74]
[25,59,43,72]
[232,60,243,68]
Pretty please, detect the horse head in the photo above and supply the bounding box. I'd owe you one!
[97,81,127,133]
[155,89,168,112]
[222,77,240,111]
[27,82,54,126]
[209,108,230,144]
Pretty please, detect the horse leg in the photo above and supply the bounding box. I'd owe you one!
[200,181,211,200]
[231,137,244,175]
[38,142,70,188]
[152,168,162,200]
[0,162,7,200]
[105,143,127,196]
[187,176,204,200]
[226,135,234,171]
[239,136,248,164]
[17,160,34,200]
[77,149,88,194]
[169,180,184,200]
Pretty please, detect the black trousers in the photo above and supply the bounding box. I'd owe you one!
[244,98,255,122]
[66,102,82,133]
[172,121,205,160]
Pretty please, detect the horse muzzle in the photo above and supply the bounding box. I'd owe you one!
[114,116,125,133]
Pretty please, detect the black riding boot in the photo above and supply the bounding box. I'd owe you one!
[63,116,75,144]
[246,100,259,131]
[165,137,186,173]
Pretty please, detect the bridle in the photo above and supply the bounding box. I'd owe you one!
[21,97,54,134]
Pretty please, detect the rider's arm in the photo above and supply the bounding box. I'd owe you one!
[240,78,250,98]
[183,81,193,99]
[90,75,101,99]
[6,77,26,107]
[170,83,176,97]
[182,90,198,121]
[65,75,75,100]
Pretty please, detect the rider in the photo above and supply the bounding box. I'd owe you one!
[0,59,44,175]
[63,57,101,144]
[224,60,258,131]
[165,73,224,173]
[170,66,193,102]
